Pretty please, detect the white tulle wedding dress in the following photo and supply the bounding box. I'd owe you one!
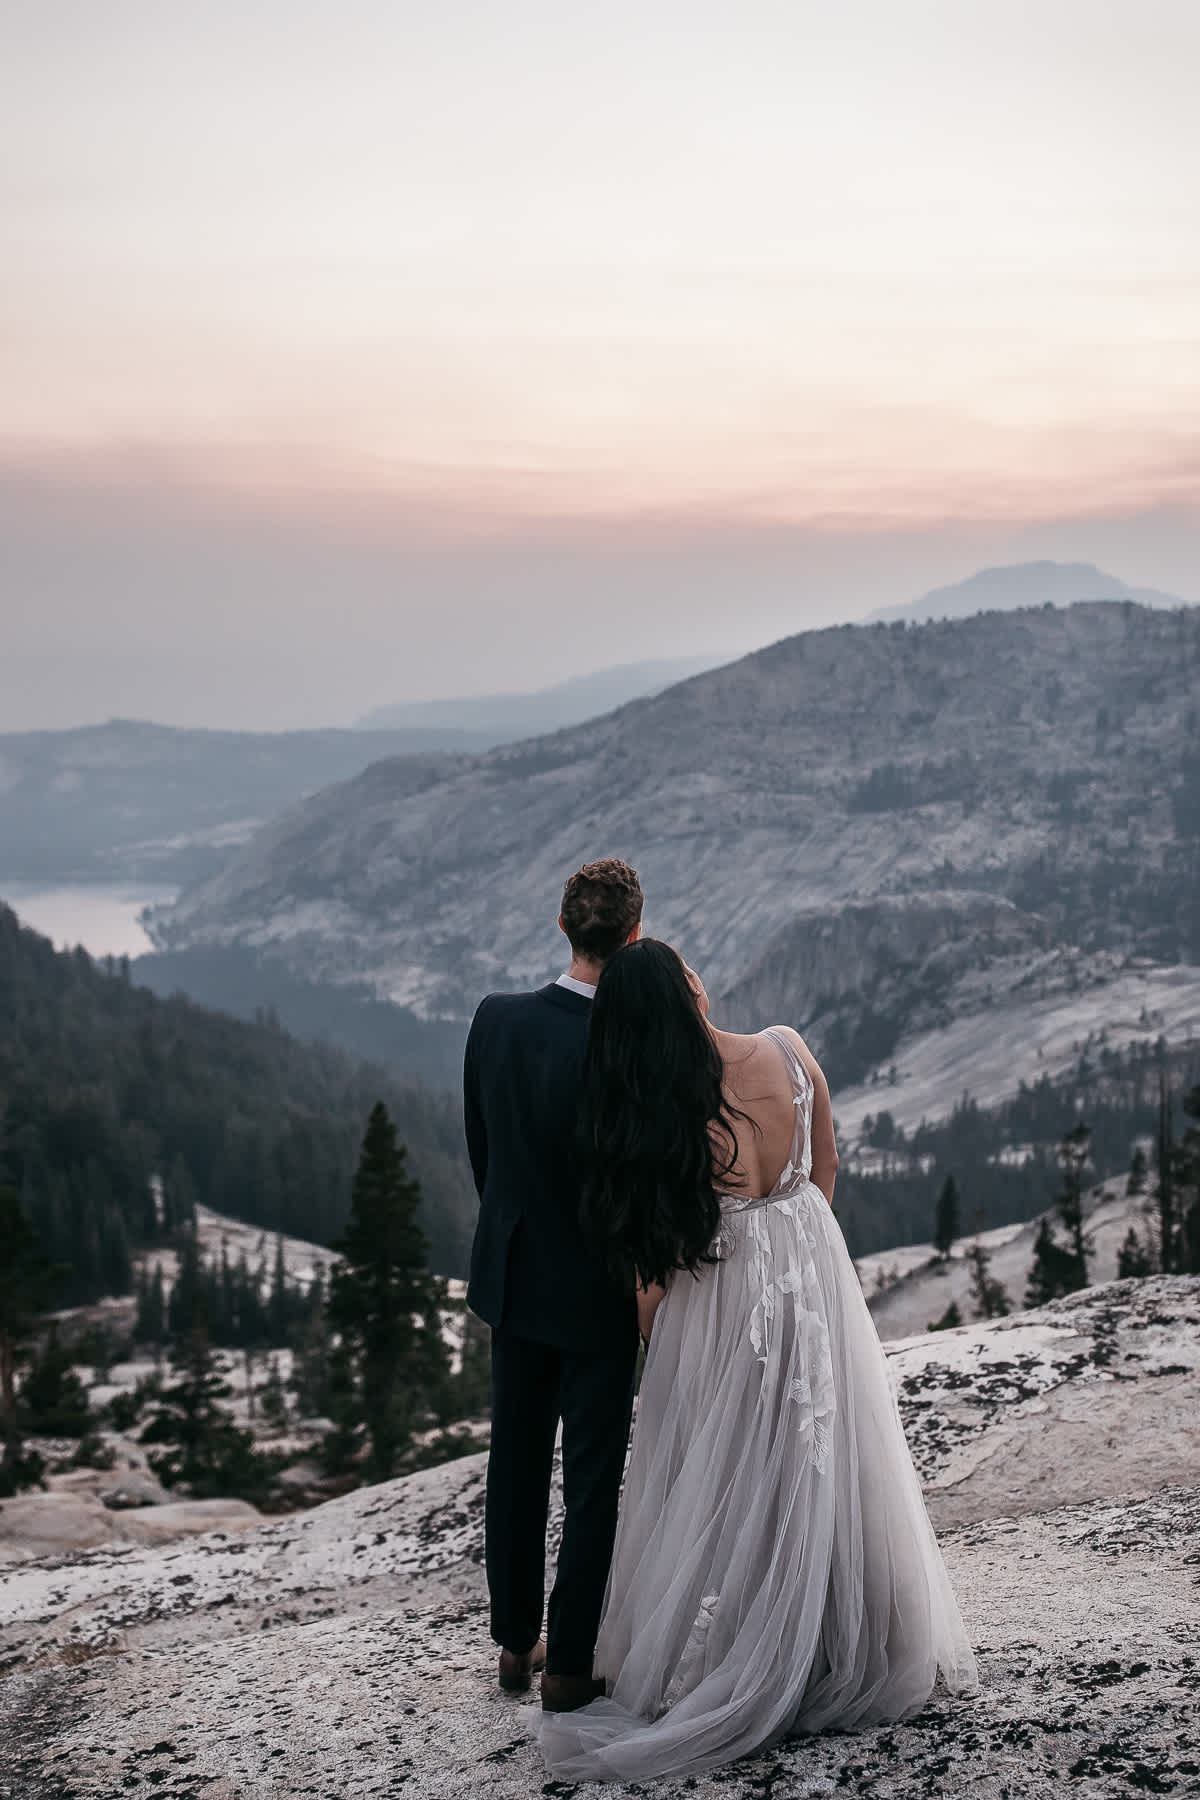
[541,1029,978,1783]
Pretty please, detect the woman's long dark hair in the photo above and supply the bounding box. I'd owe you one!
[577,938,746,1290]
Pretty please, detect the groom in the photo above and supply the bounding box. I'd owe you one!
[464,858,642,1712]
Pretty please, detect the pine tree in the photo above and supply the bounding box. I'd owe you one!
[933,1175,961,1261]
[321,1335,361,1474]
[167,1225,202,1337]
[1055,1121,1092,1289]
[1025,1216,1084,1307]
[927,1301,963,1332]
[1180,1085,1200,1275]
[148,1264,167,1340]
[325,1103,441,1480]
[0,1188,59,1495]
[1156,1073,1176,1273]
[259,1356,289,1429]
[968,1237,1011,1319]
[19,1322,91,1437]
[1126,1145,1148,1196]
[139,1323,255,1496]
[267,1234,289,1346]
[1116,1227,1153,1279]
[291,1273,332,1421]
[451,1309,492,1420]
[99,1204,132,1296]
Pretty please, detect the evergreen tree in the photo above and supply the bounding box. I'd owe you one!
[1180,1085,1200,1275]
[451,1309,492,1420]
[418,1283,455,1427]
[1054,1121,1092,1289]
[217,1242,236,1343]
[19,1322,91,1437]
[321,1335,361,1474]
[1025,1215,1084,1307]
[167,1225,203,1337]
[326,1103,441,1480]
[1126,1144,1148,1196]
[1116,1227,1153,1279]
[267,1235,289,1346]
[139,1323,256,1496]
[0,1187,59,1495]
[99,1202,133,1296]
[933,1175,961,1261]
[1156,1073,1176,1272]
[968,1237,1010,1319]
[291,1273,333,1421]
[133,1262,167,1343]
[927,1300,963,1332]
[259,1356,289,1429]
[1025,1124,1093,1306]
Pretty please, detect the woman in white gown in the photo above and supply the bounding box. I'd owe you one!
[540,939,978,1783]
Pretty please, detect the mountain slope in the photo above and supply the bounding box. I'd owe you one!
[150,604,1200,1117]
[355,653,725,734]
[0,719,487,883]
[0,905,476,1287]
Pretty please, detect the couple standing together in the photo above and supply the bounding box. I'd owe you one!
[464,859,977,1783]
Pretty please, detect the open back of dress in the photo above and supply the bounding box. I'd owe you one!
[541,1029,978,1782]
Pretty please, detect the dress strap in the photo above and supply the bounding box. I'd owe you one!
[763,1027,812,1098]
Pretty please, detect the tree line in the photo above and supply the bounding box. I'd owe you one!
[1,1102,490,1499]
[921,1076,1200,1333]
[837,1036,1200,1262]
[0,904,476,1309]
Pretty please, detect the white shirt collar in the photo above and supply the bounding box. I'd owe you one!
[556,972,598,998]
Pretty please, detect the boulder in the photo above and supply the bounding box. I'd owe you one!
[98,1473,170,1511]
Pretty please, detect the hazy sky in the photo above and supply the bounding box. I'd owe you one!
[3,1,1198,728]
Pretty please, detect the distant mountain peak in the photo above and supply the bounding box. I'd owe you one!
[869,560,1187,625]
[353,653,728,735]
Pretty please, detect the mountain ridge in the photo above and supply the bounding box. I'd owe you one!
[872,558,1188,624]
[149,603,1200,1082]
[354,652,726,734]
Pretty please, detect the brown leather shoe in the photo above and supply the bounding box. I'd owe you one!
[540,1672,606,1712]
[497,1638,546,1693]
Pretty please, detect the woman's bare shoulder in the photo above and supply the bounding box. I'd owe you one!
[768,1025,827,1084]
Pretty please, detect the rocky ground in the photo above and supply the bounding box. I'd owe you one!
[2,1275,1198,1799]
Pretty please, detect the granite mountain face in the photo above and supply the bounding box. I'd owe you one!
[149,602,1200,1097]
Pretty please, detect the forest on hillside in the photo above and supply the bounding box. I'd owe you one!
[836,1036,1200,1257]
[0,906,476,1305]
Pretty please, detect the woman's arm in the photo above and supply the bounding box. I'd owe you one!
[637,1279,669,1344]
[778,1028,839,1205]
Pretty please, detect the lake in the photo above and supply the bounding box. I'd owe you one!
[0,882,179,960]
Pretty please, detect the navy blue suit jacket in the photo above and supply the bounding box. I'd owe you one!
[464,982,636,1353]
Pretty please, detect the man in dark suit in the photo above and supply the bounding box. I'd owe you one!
[464,858,643,1712]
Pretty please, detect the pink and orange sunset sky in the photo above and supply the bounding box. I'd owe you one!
[3,1,1199,728]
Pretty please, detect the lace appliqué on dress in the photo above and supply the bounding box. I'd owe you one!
[660,1591,720,1712]
[778,1271,837,1475]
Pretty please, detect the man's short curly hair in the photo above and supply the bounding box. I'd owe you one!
[560,859,643,962]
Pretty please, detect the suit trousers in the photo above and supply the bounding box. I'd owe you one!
[487,1327,637,1676]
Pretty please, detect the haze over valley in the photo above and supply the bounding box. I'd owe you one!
[6,565,1197,1258]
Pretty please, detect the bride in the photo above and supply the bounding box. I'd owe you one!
[540,938,978,1782]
